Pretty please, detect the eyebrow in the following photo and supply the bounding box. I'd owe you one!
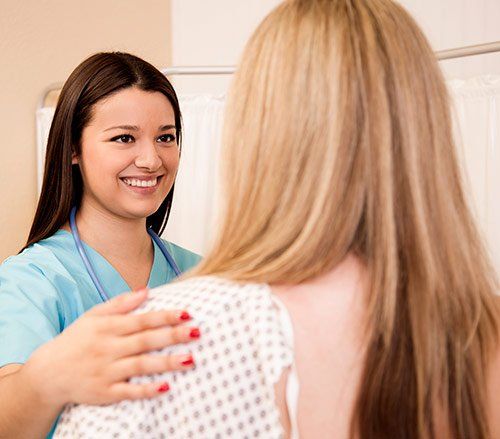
[104,125,139,132]
[159,124,176,131]
[104,124,176,132]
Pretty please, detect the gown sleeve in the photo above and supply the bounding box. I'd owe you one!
[0,253,66,367]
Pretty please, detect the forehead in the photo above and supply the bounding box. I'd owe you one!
[90,87,175,126]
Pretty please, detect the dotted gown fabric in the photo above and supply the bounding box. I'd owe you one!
[54,276,294,438]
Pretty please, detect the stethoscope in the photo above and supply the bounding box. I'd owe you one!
[69,206,181,302]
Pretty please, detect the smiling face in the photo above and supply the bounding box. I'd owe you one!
[74,86,180,222]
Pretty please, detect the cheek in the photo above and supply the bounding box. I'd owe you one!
[80,148,129,184]
[162,148,180,172]
[80,150,101,184]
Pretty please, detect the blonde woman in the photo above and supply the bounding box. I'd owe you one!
[54,0,500,438]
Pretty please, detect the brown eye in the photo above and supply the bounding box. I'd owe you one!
[157,134,176,144]
[111,134,135,143]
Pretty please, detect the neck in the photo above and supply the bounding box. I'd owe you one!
[73,199,152,262]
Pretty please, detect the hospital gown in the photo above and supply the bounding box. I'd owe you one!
[0,229,200,437]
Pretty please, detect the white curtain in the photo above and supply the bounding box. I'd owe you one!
[36,107,55,192]
[162,94,225,255]
[35,78,500,270]
[448,76,500,272]
[165,83,500,269]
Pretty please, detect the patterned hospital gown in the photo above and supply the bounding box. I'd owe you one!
[54,276,294,438]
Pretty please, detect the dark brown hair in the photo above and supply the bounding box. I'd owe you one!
[24,52,182,250]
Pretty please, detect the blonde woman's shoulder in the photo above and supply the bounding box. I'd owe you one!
[141,275,269,316]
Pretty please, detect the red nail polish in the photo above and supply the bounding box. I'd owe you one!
[157,382,170,393]
[179,311,191,321]
[181,356,195,366]
[189,328,201,338]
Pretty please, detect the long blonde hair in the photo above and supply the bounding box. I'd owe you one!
[194,0,499,437]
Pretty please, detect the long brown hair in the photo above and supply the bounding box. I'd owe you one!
[194,0,500,437]
[25,52,182,250]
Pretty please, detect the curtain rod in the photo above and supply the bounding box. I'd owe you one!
[38,40,500,110]
[436,40,500,60]
[161,41,500,75]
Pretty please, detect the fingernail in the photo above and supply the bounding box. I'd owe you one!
[179,311,191,321]
[180,355,195,366]
[157,382,170,393]
[189,328,201,339]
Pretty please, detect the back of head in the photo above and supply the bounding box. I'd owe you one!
[197,0,500,437]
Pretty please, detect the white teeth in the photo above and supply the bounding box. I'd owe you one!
[122,177,158,188]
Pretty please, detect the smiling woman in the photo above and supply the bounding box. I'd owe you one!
[73,87,181,240]
[0,52,201,439]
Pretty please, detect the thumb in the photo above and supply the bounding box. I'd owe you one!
[90,288,149,316]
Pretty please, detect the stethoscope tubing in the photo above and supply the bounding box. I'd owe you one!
[69,206,180,302]
[147,226,182,277]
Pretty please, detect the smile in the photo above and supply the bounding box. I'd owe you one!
[121,176,161,188]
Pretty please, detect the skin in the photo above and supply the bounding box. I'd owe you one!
[272,256,500,438]
[271,254,367,438]
[0,87,198,438]
[71,86,181,290]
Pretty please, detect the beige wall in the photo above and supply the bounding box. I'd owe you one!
[170,0,282,95]
[0,0,171,262]
[170,0,500,96]
[400,0,500,78]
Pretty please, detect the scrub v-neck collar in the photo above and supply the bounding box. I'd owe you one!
[56,229,169,299]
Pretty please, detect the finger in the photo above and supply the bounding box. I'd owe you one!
[108,381,171,402]
[107,309,192,336]
[89,289,149,316]
[119,325,201,356]
[111,353,195,381]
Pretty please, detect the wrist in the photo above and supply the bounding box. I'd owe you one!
[22,350,68,410]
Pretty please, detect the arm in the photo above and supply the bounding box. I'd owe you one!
[0,364,62,439]
[0,290,198,439]
[275,369,292,439]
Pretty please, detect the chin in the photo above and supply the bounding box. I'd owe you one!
[121,203,162,220]
[115,192,167,218]
[133,208,161,220]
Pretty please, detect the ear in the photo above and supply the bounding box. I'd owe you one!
[71,151,79,165]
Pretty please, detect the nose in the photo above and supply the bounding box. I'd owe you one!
[134,141,162,171]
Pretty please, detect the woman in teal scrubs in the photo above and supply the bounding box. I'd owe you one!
[0,52,201,438]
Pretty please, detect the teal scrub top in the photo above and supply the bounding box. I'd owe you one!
[0,230,201,367]
[0,229,201,437]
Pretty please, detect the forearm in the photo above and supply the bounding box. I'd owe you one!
[0,367,63,439]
